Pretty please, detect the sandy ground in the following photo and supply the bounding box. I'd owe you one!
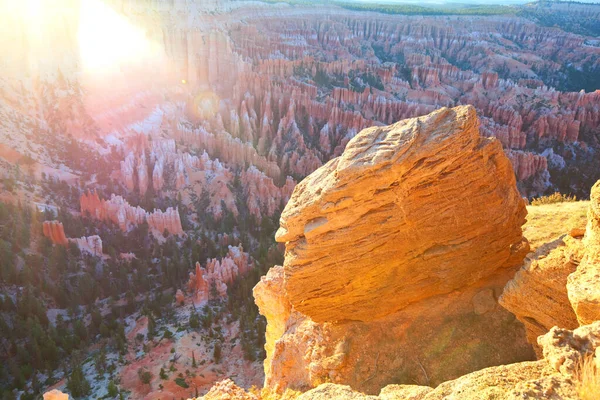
[524,200,589,251]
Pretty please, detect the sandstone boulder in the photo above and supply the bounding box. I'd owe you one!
[502,179,600,348]
[567,181,600,326]
[500,236,583,355]
[257,106,534,394]
[276,105,528,323]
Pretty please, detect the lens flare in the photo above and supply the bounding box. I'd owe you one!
[78,0,163,75]
[190,91,220,120]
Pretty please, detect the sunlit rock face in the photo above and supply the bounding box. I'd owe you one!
[276,105,528,323]
[255,106,535,394]
[501,179,600,354]
[43,390,69,400]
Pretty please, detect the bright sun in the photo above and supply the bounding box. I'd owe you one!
[78,0,163,75]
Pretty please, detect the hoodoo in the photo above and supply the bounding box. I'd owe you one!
[255,105,534,394]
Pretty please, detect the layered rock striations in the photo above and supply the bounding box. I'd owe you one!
[567,181,600,326]
[275,105,528,323]
[501,179,600,353]
[255,106,534,394]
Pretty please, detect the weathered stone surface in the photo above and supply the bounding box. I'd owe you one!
[502,179,600,348]
[276,105,528,323]
[421,361,576,400]
[197,378,258,400]
[259,270,534,394]
[293,321,600,400]
[43,390,69,400]
[253,266,291,378]
[297,383,377,400]
[378,385,432,400]
[500,236,583,355]
[538,321,600,377]
[584,180,600,247]
[257,106,534,395]
[568,181,600,325]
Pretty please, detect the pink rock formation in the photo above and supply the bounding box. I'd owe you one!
[42,221,68,246]
[186,246,252,303]
[188,261,210,304]
[241,166,295,220]
[506,150,549,181]
[70,235,103,257]
[80,191,183,236]
[175,289,185,305]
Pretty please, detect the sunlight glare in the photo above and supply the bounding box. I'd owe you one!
[78,0,163,75]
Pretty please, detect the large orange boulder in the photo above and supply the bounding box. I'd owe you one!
[256,106,534,394]
[501,179,600,351]
[275,105,528,323]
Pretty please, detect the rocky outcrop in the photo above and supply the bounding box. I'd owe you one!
[501,179,600,352]
[43,390,69,400]
[42,220,103,256]
[306,322,600,399]
[187,245,252,304]
[253,266,291,377]
[501,236,583,356]
[202,321,600,399]
[70,235,103,257]
[198,378,258,400]
[567,181,600,326]
[275,105,528,323]
[42,221,68,246]
[256,106,534,394]
[80,191,183,236]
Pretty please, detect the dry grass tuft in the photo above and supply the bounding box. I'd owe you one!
[531,192,577,206]
[576,353,600,400]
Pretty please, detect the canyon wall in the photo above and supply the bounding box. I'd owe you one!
[254,106,534,394]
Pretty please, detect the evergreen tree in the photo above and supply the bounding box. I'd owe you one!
[107,380,118,398]
[66,365,91,398]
